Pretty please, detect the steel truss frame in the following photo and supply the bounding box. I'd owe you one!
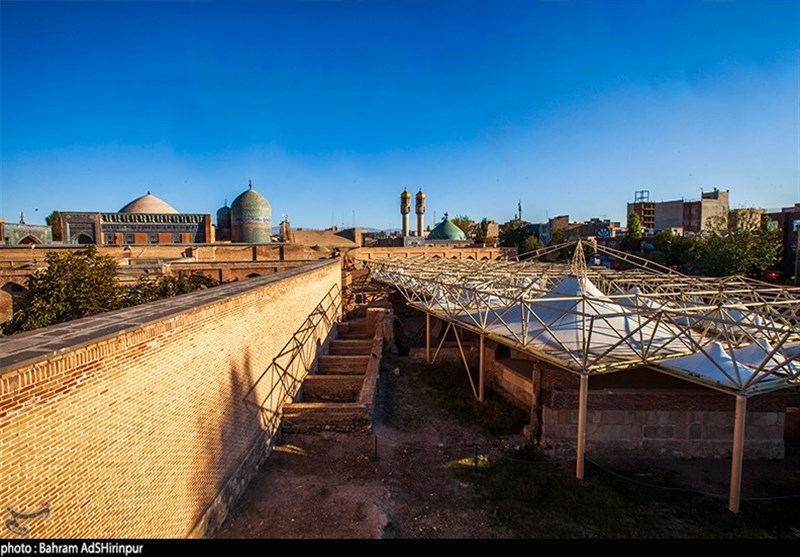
[366,241,800,512]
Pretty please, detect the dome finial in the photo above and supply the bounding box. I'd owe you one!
[224,198,228,207]
[249,179,253,190]
[443,212,449,221]
[147,190,151,195]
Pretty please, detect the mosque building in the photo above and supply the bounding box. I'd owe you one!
[58,192,213,245]
[398,187,470,247]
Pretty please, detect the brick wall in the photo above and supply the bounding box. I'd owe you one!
[351,246,515,261]
[0,259,341,538]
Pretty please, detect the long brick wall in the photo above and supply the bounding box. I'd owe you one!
[0,259,341,538]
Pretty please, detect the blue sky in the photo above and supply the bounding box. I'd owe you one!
[1,0,798,230]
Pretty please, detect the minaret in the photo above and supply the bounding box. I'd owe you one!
[400,188,411,237]
[415,188,426,236]
[518,199,523,221]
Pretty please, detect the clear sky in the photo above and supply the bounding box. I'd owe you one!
[1,0,798,230]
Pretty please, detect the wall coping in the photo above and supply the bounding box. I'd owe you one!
[0,258,339,375]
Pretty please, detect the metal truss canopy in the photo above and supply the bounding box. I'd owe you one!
[368,241,800,396]
[366,241,800,514]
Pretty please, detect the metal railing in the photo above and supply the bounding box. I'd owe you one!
[242,282,342,436]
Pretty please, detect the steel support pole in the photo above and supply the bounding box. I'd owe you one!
[576,374,589,481]
[728,394,747,513]
[425,313,431,363]
[479,335,485,402]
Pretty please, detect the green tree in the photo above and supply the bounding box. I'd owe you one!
[450,215,475,238]
[474,218,490,243]
[519,235,544,259]
[121,274,220,306]
[499,218,531,248]
[652,229,674,254]
[45,211,63,242]
[692,215,781,277]
[2,246,223,335]
[2,246,121,334]
[621,213,643,252]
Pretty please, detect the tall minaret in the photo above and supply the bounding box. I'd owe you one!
[400,188,411,237]
[518,199,523,221]
[415,188,426,236]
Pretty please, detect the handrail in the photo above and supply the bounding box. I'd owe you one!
[242,282,342,435]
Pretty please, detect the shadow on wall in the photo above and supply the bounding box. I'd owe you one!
[188,350,261,536]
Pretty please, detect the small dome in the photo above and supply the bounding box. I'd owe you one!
[416,189,426,200]
[427,214,467,241]
[216,203,231,220]
[119,192,178,214]
[400,188,411,200]
[231,182,272,214]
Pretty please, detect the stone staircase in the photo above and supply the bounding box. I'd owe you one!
[282,308,389,433]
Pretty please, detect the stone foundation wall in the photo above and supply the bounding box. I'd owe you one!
[543,389,786,459]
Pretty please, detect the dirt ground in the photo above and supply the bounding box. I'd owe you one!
[216,365,523,538]
[217,355,800,539]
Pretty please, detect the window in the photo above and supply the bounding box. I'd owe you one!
[125,234,134,244]
[172,233,182,243]
[106,235,116,245]
[149,234,158,244]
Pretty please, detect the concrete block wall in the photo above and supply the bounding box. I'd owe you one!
[494,362,534,408]
[0,259,341,538]
[542,389,786,459]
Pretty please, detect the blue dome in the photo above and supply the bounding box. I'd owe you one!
[428,214,466,241]
[230,181,272,243]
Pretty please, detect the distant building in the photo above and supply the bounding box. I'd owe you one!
[729,207,766,231]
[577,218,622,239]
[480,220,500,243]
[534,215,612,246]
[627,188,730,236]
[682,189,730,234]
[766,203,800,281]
[59,192,212,245]
[627,190,655,233]
[1,214,53,245]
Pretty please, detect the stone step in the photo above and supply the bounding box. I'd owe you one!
[329,339,373,355]
[282,403,371,433]
[336,330,372,340]
[337,319,370,339]
[302,375,363,403]
[318,355,370,375]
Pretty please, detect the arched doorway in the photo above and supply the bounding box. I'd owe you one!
[0,282,28,323]
[73,234,94,245]
[17,235,42,245]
